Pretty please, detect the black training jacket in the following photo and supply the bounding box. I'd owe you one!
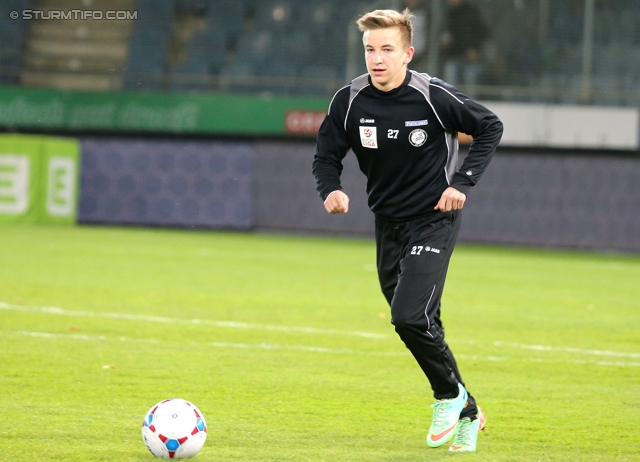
[312,70,503,221]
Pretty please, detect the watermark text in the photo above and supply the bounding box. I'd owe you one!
[11,10,138,20]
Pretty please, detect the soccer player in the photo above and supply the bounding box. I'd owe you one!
[312,9,503,453]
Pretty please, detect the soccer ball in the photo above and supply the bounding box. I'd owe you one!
[142,399,207,459]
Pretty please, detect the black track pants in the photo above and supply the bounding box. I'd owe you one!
[376,211,477,418]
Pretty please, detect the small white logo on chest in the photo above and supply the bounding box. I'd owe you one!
[359,126,378,149]
[409,129,427,147]
[405,119,428,127]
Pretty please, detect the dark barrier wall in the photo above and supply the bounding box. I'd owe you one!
[254,140,640,253]
[79,138,252,228]
[75,137,639,253]
[460,150,640,251]
[253,141,373,235]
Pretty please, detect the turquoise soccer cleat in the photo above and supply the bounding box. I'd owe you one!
[448,417,480,452]
[449,406,486,453]
[426,383,468,448]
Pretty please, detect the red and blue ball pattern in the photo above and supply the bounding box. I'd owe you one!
[142,399,207,459]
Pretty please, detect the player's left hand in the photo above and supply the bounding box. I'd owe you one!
[435,187,466,212]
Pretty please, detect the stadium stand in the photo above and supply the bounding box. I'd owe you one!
[0,0,32,85]
[123,0,174,90]
[16,0,133,90]
[168,25,227,92]
[1,0,639,105]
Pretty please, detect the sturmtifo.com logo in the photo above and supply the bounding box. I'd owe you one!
[10,9,138,20]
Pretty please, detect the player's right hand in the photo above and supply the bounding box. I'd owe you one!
[324,190,349,214]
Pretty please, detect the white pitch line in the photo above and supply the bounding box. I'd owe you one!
[0,301,387,339]
[14,330,161,344]
[492,341,640,359]
[4,301,639,364]
[3,330,640,367]
[211,341,374,355]
[8,330,401,356]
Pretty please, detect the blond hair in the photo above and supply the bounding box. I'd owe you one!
[356,9,414,49]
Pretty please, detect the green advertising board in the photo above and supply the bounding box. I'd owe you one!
[0,86,329,136]
[0,134,80,224]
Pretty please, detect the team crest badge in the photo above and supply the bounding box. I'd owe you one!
[409,129,427,147]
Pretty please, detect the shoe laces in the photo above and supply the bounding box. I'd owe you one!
[430,400,451,427]
[454,418,473,444]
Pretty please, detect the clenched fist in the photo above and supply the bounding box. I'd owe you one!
[324,190,350,214]
[435,187,466,212]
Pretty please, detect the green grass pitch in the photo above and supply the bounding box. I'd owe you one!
[1,224,639,461]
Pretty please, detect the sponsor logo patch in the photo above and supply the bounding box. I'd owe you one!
[359,126,378,149]
[405,119,428,127]
[359,118,375,123]
[408,128,427,147]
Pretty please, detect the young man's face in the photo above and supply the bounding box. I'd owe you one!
[364,27,414,92]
